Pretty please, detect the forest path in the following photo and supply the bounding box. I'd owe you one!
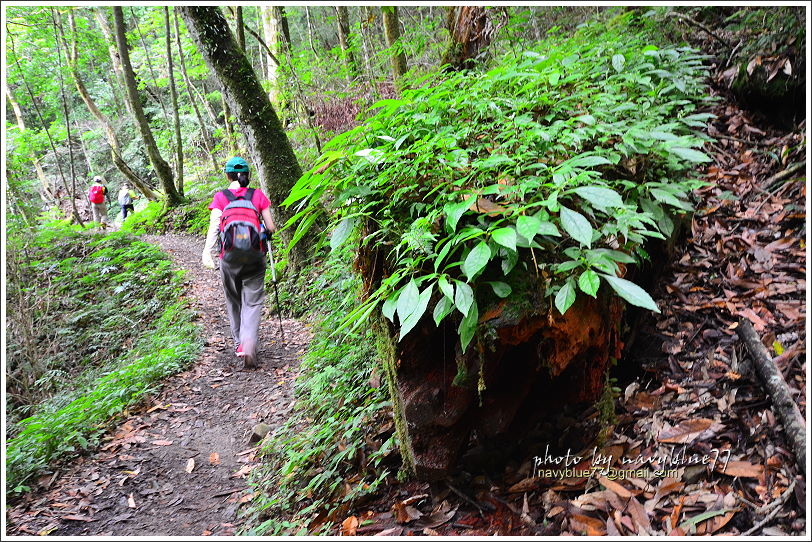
[7,233,309,536]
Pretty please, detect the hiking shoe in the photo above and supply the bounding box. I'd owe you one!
[235,344,246,357]
[243,354,257,369]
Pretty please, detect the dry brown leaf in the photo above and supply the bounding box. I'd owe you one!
[570,513,606,536]
[597,475,633,499]
[657,418,716,443]
[151,440,173,446]
[209,452,220,465]
[469,196,507,216]
[341,515,359,536]
[185,458,195,474]
[626,497,652,535]
[717,460,764,478]
[61,515,96,522]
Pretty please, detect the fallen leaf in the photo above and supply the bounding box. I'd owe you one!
[151,440,173,446]
[209,452,220,465]
[717,460,764,478]
[185,458,195,474]
[657,418,719,443]
[374,527,404,536]
[597,475,633,498]
[570,512,606,536]
[341,515,359,536]
[127,494,136,508]
[61,515,96,522]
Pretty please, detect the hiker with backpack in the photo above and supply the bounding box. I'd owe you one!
[117,183,139,219]
[201,157,277,369]
[87,176,109,227]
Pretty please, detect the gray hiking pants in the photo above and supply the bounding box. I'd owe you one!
[91,202,107,225]
[219,259,266,360]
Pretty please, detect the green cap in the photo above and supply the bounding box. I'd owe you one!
[224,156,249,173]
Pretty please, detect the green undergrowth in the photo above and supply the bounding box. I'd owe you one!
[243,245,396,536]
[5,220,201,495]
[284,12,715,355]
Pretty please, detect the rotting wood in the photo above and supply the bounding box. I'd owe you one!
[736,318,806,476]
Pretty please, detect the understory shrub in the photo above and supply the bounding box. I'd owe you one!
[5,221,201,495]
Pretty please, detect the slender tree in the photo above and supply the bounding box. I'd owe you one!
[305,6,320,59]
[62,9,158,201]
[381,6,408,85]
[5,84,51,201]
[336,6,358,83]
[261,6,287,112]
[179,6,307,268]
[173,9,218,172]
[165,7,183,195]
[52,8,84,225]
[113,6,182,206]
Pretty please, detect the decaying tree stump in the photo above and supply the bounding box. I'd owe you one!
[376,281,625,480]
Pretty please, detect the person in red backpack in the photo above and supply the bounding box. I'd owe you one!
[202,157,277,369]
[87,176,109,227]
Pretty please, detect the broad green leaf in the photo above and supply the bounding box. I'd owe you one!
[396,279,419,324]
[538,221,561,236]
[454,280,474,317]
[567,155,612,169]
[459,299,479,353]
[559,206,593,248]
[578,269,600,297]
[501,249,519,275]
[491,227,517,251]
[382,294,398,322]
[433,295,454,326]
[462,241,491,280]
[330,216,356,252]
[573,186,624,209]
[599,249,637,263]
[516,215,541,241]
[488,281,512,298]
[399,285,433,340]
[601,274,660,313]
[576,114,596,125]
[555,280,577,315]
[668,146,712,163]
[650,188,692,211]
[438,275,454,301]
[444,195,475,232]
[354,148,385,164]
[612,54,625,72]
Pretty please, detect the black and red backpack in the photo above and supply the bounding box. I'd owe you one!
[218,188,266,264]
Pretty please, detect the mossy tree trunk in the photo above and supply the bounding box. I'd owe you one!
[112,7,182,207]
[335,6,358,83]
[440,6,500,71]
[381,6,407,85]
[179,6,308,270]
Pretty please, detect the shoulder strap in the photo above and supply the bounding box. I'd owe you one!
[220,189,238,202]
[244,188,255,202]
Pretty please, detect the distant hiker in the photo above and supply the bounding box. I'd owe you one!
[118,183,138,219]
[87,176,109,227]
[201,156,277,369]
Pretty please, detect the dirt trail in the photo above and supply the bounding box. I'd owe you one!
[6,233,309,536]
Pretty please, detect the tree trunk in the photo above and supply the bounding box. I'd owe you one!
[67,10,158,201]
[130,8,171,132]
[174,9,218,173]
[165,7,183,195]
[235,6,245,50]
[179,6,308,269]
[5,84,51,201]
[93,8,132,117]
[52,8,84,226]
[113,6,182,207]
[261,6,287,113]
[336,6,358,83]
[305,7,320,59]
[381,7,408,85]
[440,6,499,70]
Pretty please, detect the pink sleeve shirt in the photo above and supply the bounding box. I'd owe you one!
[209,187,271,212]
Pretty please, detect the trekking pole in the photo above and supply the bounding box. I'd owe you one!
[267,232,285,342]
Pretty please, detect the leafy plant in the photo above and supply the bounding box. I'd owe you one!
[283,13,713,353]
